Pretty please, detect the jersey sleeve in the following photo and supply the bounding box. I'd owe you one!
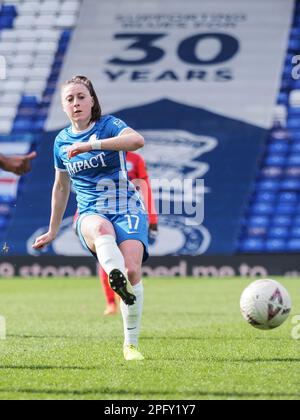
[105,116,130,138]
[54,137,66,171]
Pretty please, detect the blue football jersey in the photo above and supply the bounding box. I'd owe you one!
[54,115,145,216]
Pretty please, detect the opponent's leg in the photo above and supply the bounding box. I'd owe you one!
[119,240,145,361]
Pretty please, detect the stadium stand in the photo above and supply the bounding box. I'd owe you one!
[0,0,82,241]
[0,0,299,256]
[238,0,300,253]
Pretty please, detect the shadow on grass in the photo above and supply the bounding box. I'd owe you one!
[7,335,294,343]
[7,334,120,340]
[0,388,299,399]
[161,357,300,363]
[0,365,98,371]
[1,355,300,372]
[143,336,294,342]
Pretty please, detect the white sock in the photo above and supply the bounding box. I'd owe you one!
[94,235,126,276]
[121,281,144,348]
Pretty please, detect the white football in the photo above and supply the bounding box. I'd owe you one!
[240,279,292,330]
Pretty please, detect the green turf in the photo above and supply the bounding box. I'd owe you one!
[0,277,299,400]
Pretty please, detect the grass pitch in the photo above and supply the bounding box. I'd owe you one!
[0,277,299,400]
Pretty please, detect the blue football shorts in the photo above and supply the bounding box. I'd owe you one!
[76,211,149,262]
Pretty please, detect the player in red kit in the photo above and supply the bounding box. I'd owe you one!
[74,151,158,315]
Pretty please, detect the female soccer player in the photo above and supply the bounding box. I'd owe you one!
[74,150,158,317]
[32,75,148,361]
[100,150,158,316]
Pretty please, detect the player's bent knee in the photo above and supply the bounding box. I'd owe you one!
[89,220,115,240]
[96,224,114,237]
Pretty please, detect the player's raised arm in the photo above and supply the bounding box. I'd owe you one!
[67,128,145,159]
[32,170,71,250]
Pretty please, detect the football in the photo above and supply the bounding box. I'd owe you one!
[240,279,292,330]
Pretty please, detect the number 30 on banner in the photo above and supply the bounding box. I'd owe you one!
[109,33,240,66]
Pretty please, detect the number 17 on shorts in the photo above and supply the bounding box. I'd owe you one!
[125,215,140,232]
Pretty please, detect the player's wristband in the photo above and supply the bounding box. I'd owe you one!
[90,139,102,150]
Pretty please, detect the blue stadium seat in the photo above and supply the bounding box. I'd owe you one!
[275,203,296,215]
[291,227,300,237]
[20,96,39,107]
[33,119,46,131]
[287,118,300,129]
[292,79,300,89]
[57,43,68,54]
[289,108,300,118]
[12,119,34,132]
[255,192,277,203]
[281,179,300,190]
[260,167,283,178]
[256,180,280,192]
[278,192,298,203]
[284,168,300,178]
[48,74,59,83]
[246,227,267,238]
[248,216,270,228]
[265,239,286,252]
[0,15,14,28]
[287,239,300,251]
[61,30,72,41]
[293,216,300,226]
[0,5,17,17]
[265,154,287,167]
[291,131,300,141]
[291,27,300,38]
[37,108,50,118]
[281,79,292,91]
[41,95,52,106]
[277,92,289,104]
[272,215,293,227]
[287,155,300,166]
[268,227,289,239]
[291,142,300,153]
[0,195,15,205]
[251,203,274,216]
[53,55,64,66]
[239,239,265,253]
[18,108,36,118]
[270,128,290,141]
[283,66,293,79]
[268,142,290,154]
[0,204,10,217]
[0,216,8,230]
[240,10,300,254]
[289,39,300,51]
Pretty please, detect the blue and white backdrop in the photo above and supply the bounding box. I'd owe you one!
[6,0,294,256]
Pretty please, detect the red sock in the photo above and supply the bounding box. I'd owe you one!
[99,266,116,305]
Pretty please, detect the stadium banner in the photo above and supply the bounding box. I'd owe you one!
[5,0,294,257]
[1,255,300,279]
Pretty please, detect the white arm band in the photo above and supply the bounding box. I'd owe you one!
[90,139,102,150]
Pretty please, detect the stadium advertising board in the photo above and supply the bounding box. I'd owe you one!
[1,255,300,278]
